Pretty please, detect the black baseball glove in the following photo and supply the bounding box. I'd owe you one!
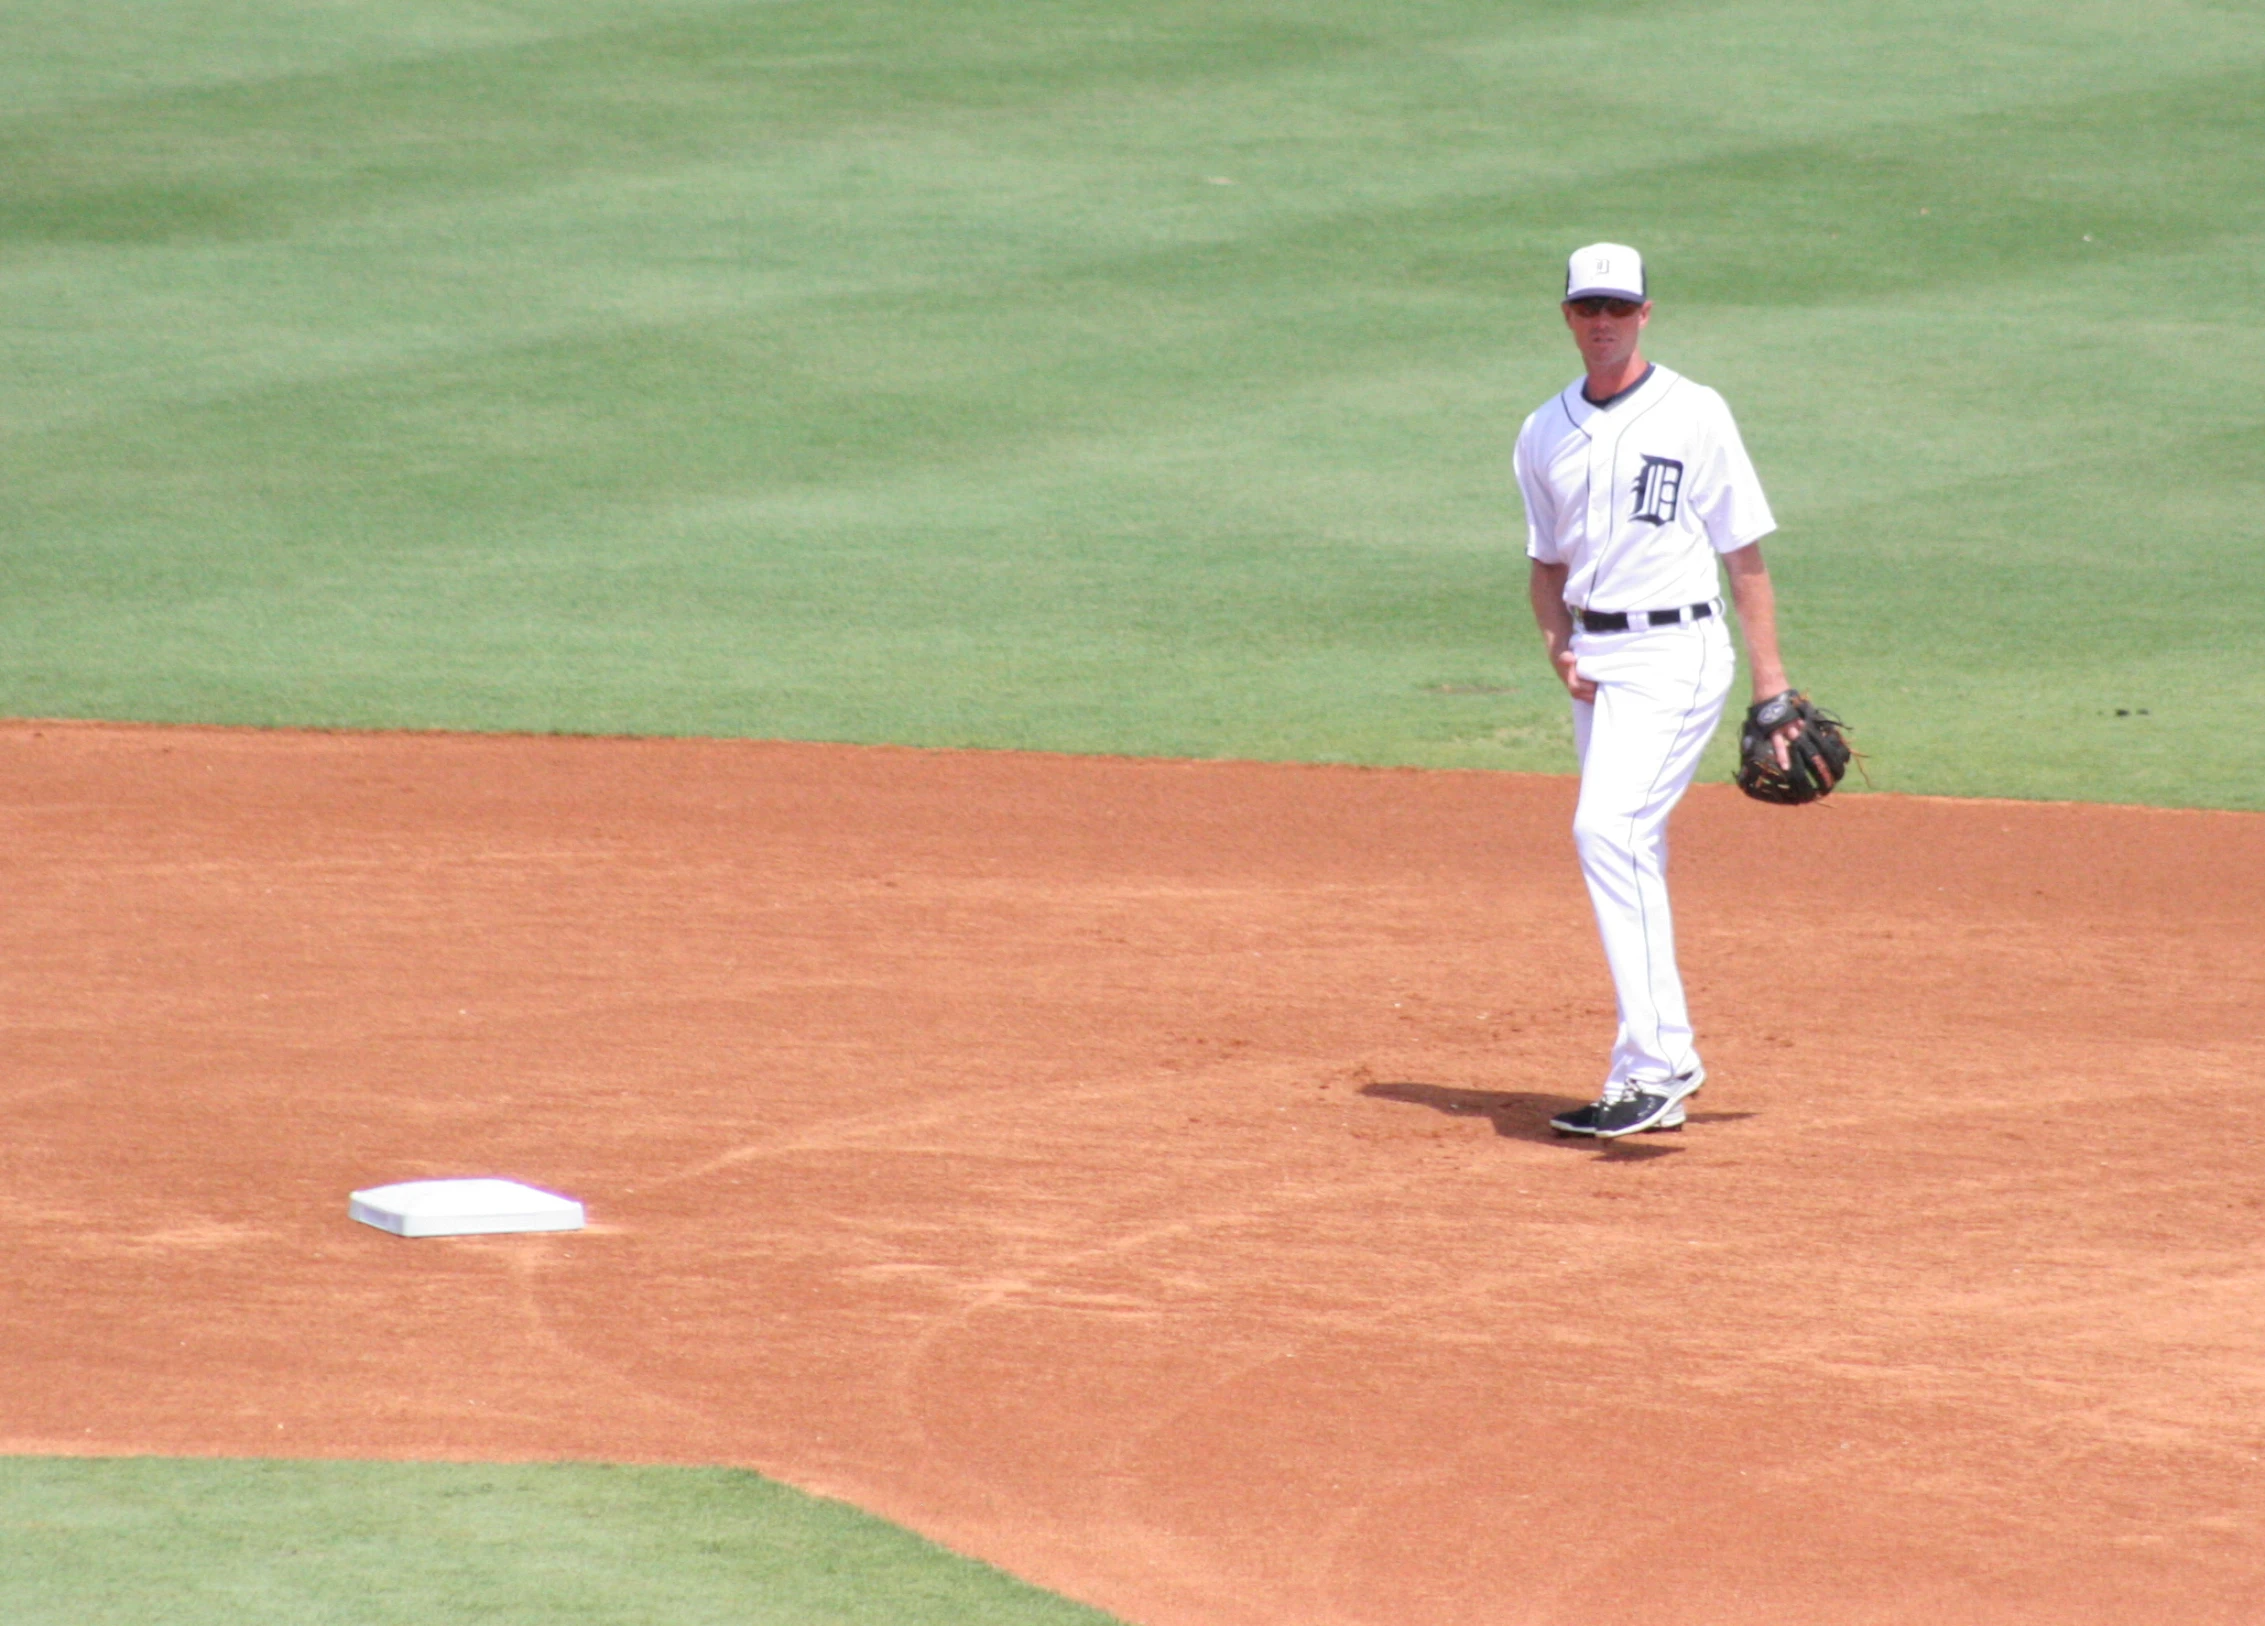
[1735,690,1852,805]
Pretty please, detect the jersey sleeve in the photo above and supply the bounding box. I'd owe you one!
[1688,392,1776,553]
[1513,422,1562,563]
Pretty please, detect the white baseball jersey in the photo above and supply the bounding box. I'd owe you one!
[1514,364,1775,613]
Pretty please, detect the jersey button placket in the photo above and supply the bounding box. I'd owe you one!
[1586,422,1617,564]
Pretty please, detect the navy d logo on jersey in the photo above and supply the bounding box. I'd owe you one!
[1631,455,1684,525]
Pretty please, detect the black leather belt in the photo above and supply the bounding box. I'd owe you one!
[1574,601,1717,633]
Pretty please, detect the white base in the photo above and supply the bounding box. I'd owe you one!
[350,1177,585,1238]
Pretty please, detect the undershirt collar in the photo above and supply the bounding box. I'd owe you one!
[1581,363,1656,412]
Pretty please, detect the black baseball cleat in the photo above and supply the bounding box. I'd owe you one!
[1590,1072,1705,1139]
[1550,1098,1684,1136]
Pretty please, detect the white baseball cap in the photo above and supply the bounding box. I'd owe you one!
[1564,242,1646,302]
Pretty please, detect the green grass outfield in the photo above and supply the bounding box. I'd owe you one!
[0,1458,1121,1626]
[6,0,2262,805]
[4,2,2261,1621]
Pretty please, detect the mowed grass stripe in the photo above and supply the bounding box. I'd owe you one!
[17,62,2265,493]
[3,0,2261,804]
[10,21,2261,417]
[0,1457,1125,1626]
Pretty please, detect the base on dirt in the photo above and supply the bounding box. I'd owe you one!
[349,1178,585,1238]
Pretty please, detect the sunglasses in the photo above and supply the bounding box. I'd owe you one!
[1565,296,1644,317]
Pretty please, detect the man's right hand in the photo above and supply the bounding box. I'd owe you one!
[1555,648,1597,702]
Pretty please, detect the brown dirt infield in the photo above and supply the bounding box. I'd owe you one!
[4,721,2263,1625]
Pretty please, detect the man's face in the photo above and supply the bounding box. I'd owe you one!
[1562,296,1651,373]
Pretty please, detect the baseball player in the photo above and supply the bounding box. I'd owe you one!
[1514,243,1804,1139]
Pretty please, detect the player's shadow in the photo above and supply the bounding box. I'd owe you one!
[1360,1082,1585,1145]
[1359,1081,1753,1151]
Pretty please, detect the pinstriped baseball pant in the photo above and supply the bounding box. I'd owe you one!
[1568,616,1735,1089]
